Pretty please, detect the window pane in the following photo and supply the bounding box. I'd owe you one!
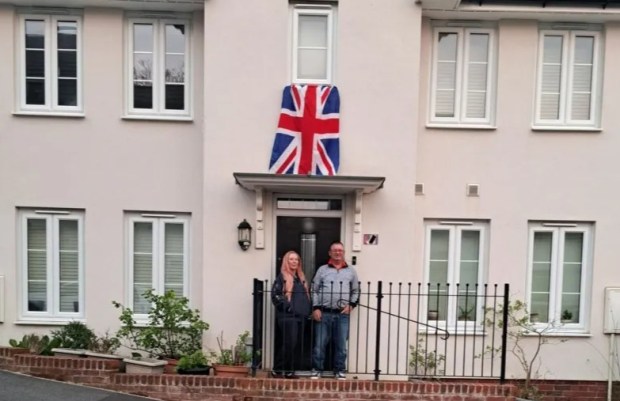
[133,24,153,52]
[531,293,549,322]
[542,64,561,92]
[298,15,327,48]
[165,85,184,110]
[298,48,327,79]
[531,232,552,321]
[26,50,45,77]
[26,79,45,105]
[543,35,563,63]
[564,232,583,263]
[133,54,152,81]
[437,32,457,61]
[25,20,45,49]
[469,33,489,62]
[459,230,480,285]
[165,24,185,54]
[58,51,76,78]
[435,32,457,119]
[27,219,47,312]
[540,94,560,120]
[58,79,77,106]
[574,36,594,64]
[57,21,77,50]
[60,283,79,312]
[430,230,449,261]
[165,54,184,83]
[164,224,184,294]
[134,83,153,109]
[133,222,153,313]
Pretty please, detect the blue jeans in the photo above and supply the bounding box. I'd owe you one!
[312,312,349,372]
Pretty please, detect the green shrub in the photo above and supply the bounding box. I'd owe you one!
[211,331,252,366]
[113,289,209,359]
[177,350,209,371]
[51,321,97,350]
[9,334,60,355]
[89,331,121,354]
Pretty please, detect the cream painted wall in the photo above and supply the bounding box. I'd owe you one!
[202,0,421,346]
[0,7,204,343]
[416,17,620,380]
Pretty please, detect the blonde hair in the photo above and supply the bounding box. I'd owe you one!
[280,251,309,301]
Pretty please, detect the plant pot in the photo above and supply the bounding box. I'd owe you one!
[213,364,249,377]
[163,358,179,374]
[51,348,87,357]
[177,366,211,375]
[427,310,439,320]
[123,358,167,374]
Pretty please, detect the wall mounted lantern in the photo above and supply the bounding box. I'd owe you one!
[237,219,252,251]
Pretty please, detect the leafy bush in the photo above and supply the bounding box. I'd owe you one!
[177,350,209,370]
[113,289,209,359]
[409,338,445,377]
[211,331,252,366]
[9,334,60,355]
[89,331,121,354]
[51,321,97,350]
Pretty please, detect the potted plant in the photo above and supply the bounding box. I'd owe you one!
[177,350,211,375]
[561,309,573,324]
[458,305,474,321]
[210,331,252,377]
[9,333,60,356]
[113,289,209,374]
[427,310,439,321]
[50,321,97,357]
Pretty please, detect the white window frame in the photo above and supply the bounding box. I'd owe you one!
[125,17,191,118]
[18,209,85,321]
[527,222,593,333]
[423,220,488,331]
[291,6,335,85]
[534,29,602,129]
[126,213,190,321]
[429,25,496,126]
[17,14,83,114]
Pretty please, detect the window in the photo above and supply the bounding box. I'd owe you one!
[534,29,601,128]
[424,221,488,327]
[127,213,189,316]
[19,209,84,320]
[429,26,495,126]
[18,14,82,113]
[528,222,593,330]
[126,18,190,117]
[292,6,334,84]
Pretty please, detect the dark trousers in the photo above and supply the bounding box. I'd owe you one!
[273,317,306,372]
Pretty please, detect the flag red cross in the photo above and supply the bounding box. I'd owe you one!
[276,85,339,175]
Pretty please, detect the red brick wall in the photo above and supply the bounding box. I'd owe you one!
[0,347,610,401]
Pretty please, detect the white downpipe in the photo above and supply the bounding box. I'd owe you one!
[609,333,615,401]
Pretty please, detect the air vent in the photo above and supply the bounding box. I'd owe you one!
[415,183,424,196]
[466,184,479,197]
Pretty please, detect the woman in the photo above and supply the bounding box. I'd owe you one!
[271,251,311,378]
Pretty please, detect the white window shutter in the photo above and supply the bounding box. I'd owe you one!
[133,222,153,314]
[540,35,564,121]
[27,219,48,312]
[435,32,458,118]
[570,35,594,121]
[465,33,489,119]
[164,222,184,296]
[58,220,79,313]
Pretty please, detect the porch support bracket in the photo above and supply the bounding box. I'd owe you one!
[353,189,363,252]
[255,188,265,249]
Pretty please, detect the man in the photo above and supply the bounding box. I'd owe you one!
[310,241,360,380]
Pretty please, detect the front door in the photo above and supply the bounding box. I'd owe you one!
[274,215,342,372]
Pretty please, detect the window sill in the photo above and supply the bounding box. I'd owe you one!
[531,125,602,133]
[122,114,193,122]
[12,111,85,118]
[426,123,497,130]
[15,318,85,325]
[523,330,591,338]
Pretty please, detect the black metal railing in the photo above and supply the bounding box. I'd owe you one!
[252,279,509,381]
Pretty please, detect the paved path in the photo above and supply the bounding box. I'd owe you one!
[0,370,160,401]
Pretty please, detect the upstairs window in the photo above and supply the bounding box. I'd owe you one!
[429,26,495,126]
[18,14,82,113]
[534,29,602,129]
[292,6,334,84]
[127,213,189,317]
[126,18,190,118]
[19,209,84,320]
[528,222,593,331]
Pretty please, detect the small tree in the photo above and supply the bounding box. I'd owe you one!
[113,289,209,359]
[409,337,445,377]
[483,299,565,400]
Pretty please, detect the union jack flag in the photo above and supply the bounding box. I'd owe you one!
[269,84,340,175]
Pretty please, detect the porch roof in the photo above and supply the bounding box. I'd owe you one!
[233,172,385,195]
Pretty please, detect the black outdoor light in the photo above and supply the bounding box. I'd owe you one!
[237,219,252,251]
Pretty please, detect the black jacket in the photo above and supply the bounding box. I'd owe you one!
[271,274,311,318]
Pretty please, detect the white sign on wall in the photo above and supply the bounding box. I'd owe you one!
[604,287,620,334]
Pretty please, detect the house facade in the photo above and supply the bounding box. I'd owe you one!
[1,0,620,383]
